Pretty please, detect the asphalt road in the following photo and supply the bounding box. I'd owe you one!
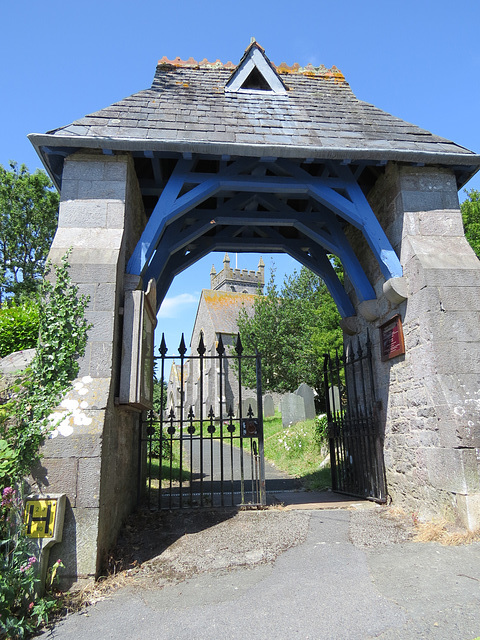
[39,507,480,640]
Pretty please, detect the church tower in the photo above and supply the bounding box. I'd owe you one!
[210,253,265,294]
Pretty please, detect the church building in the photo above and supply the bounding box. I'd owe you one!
[166,254,264,418]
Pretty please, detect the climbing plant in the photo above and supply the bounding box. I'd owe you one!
[0,252,90,637]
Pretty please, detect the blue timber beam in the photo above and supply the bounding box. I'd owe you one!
[128,158,258,274]
[128,155,401,316]
[152,222,356,317]
[276,159,403,280]
[145,198,375,305]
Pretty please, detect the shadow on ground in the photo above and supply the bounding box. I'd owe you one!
[109,508,239,573]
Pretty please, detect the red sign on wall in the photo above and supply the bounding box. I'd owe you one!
[380,314,405,361]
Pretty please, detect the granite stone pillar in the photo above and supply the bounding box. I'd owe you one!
[346,164,480,528]
[31,151,146,586]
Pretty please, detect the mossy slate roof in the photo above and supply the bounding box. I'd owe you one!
[40,51,479,165]
[199,290,257,335]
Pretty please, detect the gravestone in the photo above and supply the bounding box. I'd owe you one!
[280,393,306,428]
[328,386,341,413]
[263,394,275,418]
[295,383,316,420]
[242,397,256,416]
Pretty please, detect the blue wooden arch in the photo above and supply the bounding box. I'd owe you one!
[127,155,403,317]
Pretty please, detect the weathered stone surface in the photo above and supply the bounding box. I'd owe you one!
[76,457,102,508]
[295,383,316,420]
[31,457,78,505]
[54,505,100,587]
[37,152,145,586]
[0,348,35,373]
[383,277,408,304]
[425,448,480,493]
[362,163,480,529]
[281,393,305,428]
[263,394,275,418]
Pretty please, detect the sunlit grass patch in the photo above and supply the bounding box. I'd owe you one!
[262,413,331,491]
[147,440,190,487]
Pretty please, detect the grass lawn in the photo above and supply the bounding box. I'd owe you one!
[262,413,331,491]
[147,440,190,488]
[145,414,331,493]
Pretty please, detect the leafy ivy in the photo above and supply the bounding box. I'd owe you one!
[0,252,90,637]
[1,253,90,483]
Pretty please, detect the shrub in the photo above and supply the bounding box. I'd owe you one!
[0,302,40,358]
[0,252,90,636]
[314,413,329,445]
[0,487,62,638]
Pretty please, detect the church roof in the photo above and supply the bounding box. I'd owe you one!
[199,290,257,335]
[30,42,480,182]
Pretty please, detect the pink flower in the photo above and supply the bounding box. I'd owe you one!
[20,556,37,572]
[1,487,14,507]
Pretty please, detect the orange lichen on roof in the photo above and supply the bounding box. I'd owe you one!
[276,61,345,82]
[203,290,257,309]
[158,56,236,70]
[157,55,345,82]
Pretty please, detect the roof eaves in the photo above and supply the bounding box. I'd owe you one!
[29,132,480,190]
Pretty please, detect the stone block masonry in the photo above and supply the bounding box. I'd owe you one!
[346,164,480,529]
[31,151,147,587]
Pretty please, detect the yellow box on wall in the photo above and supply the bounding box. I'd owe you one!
[24,499,58,538]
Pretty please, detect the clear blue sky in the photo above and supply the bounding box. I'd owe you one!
[2,1,479,355]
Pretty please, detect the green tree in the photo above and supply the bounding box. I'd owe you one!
[0,162,59,302]
[461,189,480,259]
[237,265,342,398]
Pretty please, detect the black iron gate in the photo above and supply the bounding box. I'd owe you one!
[140,333,266,510]
[323,333,387,502]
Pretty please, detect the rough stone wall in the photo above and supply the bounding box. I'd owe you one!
[345,163,480,528]
[32,151,147,586]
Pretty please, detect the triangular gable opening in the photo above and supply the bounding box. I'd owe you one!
[225,40,287,95]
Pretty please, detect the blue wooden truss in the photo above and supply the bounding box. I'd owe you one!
[127,155,403,317]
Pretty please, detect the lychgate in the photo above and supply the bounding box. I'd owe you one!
[29,40,480,586]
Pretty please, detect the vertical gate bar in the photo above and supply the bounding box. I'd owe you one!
[236,334,245,505]
[178,335,187,509]
[334,348,345,492]
[217,336,225,506]
[358,340,372,497]
[351,340,365,496]
[323,354,337,492]
[364,333,378,496]
[147,410,153,509]
[366,330,386,500]
[250,433,255,503]
[359,335,374,497]
[209,406,215,507]
[158,342,166,510]
[228,407,235,506]
[188,406,194,507]
[347,343,357,495]
[256,348,266,505]
[358,339,373,497]
[198,335,205,508]
[137,414,144,508]
[168,408,174,509]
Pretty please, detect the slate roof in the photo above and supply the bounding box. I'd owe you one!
[30,45,480,168]
[199,290,257,336]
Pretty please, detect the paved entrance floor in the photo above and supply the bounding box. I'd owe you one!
[40,503,480,640]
